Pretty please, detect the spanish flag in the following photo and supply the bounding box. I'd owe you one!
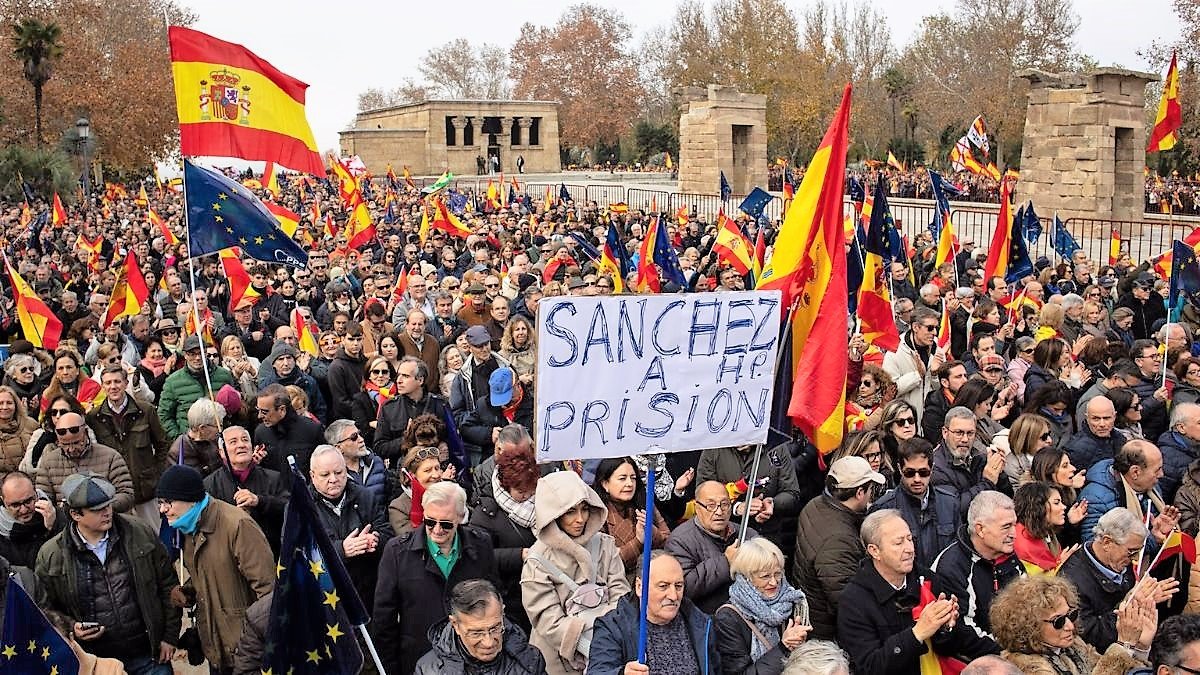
[934,209,957,270]
[263,161,280,199]
[148,208,179,246]
[104,251,150,329]
[936,301,952,353]
[636,217,662,293]
[432,198,473,239]
[50,193,67,227]
[219,248,260,312]
[1109,229,1122,265]
[168,26,324,175]
[1148,51,1181,153]
[135,184,149,208]
[913,578,967,675]
[5,259,61,350]
[887,150,905,172]
[983,178,1014,282]
[599,222,630,294]
[291,308,319,356]
[264,201,301,237]
[712,210,753,275]
[757,83,852,454]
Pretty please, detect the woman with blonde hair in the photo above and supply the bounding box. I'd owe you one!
[387,445,455,536]
[500,314,537,387]
[0,385,38,472]
[853,365,895,429]
[438,344,465,399]
[1036,303,1066,342]
[829,430,895,490]
[41,347,101,413]
[990,574,1153,674]
[715,537,810,673]
[1001,413,1054,485]
[220,334,261,399]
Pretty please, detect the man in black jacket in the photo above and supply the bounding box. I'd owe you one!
[1114,272,1166,340]
[0,471,62,568]
[325,322,367,421]
[373,481,497,674]
[461,367,533,464]
[203,426,289,555]
[1064,395,1127,472]
[838,510,995,674]
[922,361,969,442]
[931,491,1024,657]
[931,407,1011,517]
[374,356,458,465]
[253,383,325,473]
[871,441,961,570]
[1059,507,1177,651]
[1131,339,1171,441]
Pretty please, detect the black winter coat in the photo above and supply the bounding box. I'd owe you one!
[253,407,325,474]
[310,481,392,614]
[1058,544,1133,651]
[871,485,961,571]
[931,444,1012,518]
[203,465,290,555]
[372,524,498,675]
[1115,292,1166,341]
[1131,373,1170,441]
[931,527,1024,656]
[837,561,996,675]
[713,603,790,674]
[460,389,535,461]
[325,348,366,422]
[374,392,454,461]
[469,493,537,632]
[921,389,954,443]
[0,509,63,569]
[415,618,546,675]
[1064,426,1128,477]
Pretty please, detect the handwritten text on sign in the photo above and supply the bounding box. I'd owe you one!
[535,290,782,461]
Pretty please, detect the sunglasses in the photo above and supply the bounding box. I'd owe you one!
[1040,432,1053,441]
[55,425,83,436]
[423,517,456,531]
[370,369,391,375]
[901,467,932,478]
[49,408,70,417]
[1041,608,1079,630]
[339,431,361,444]
[16,367,31,374]
[892,417,916,427]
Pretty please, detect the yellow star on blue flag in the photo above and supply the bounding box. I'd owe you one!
[2,577,79,674]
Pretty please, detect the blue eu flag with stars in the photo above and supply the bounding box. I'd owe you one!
[1051,212,1081,261]
[1170,240,1200,322]
[2,574,79,675]
[263,471,366,674]
[720,171,732,202]
[184,159,309,269]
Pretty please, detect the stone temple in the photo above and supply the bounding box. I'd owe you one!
[339,99,562,177]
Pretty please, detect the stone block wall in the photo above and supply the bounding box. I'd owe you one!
[1015,68,1157,227]
[678,85,768,196]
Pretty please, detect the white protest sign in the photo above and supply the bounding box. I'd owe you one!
[534,290,782,462]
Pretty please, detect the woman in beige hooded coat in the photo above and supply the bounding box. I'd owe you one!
[521,470,630,675]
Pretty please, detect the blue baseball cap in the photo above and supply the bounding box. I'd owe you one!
[489,368,514,406]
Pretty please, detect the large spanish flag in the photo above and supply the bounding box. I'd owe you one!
[6,260,61,350]
[1148,51,1181,153]
[712,210,754,275]
[168,26,324,175]
[757,84,852,453]
[982,178,1014,282]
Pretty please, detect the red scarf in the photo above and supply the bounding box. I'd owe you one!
[501,384,524,423]
[408,472,427,529]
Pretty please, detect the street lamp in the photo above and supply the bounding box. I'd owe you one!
[75,117,91,196]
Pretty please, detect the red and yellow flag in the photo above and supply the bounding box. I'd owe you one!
[431,198,473,240]
[402,165,417,190]
[104,251,151,329]
[291,308,319,356]
[1108,229,1122,266]
[757,83,852,453]
[75,233,104,273]
[636,216,662,293]
[712,210,753,275]
[887,150,905,172]
[264,201,301,237]
[219,248,260,312]
[934,211,958,270]
[6,259,61,350]
[913,579,968,675]
[134,184,149,208]
[263,161,281,198]
[168,26,324,175]
[982,178,1014,282]
[1148,51,1182,153]
[936,301,952,352]
[50,193,67,227]
[149,208,179,246]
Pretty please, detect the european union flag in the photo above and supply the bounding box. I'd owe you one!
[559,183,571,204]
[866,179,893,258]
[566,231,601,262]
[848,175,865,204]
[1006,205,1035,284]
[184,159,309,268]
[605,222,633,274]
[1051,212,1081,261]
[652,217,687,287]
[720,171,732,202]
[1170,240,1200,321]
[847,225,865,313]
[383,202,396,225]
[738,187,774,219]
[263,471,366,675]
[1023,203,1043,244]
[1,575,79,675]
[447,190,469,216]
[927,170,963,239]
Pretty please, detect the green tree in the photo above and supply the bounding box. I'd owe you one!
[10,18,62,148]
[632,120,678,161]
[0,144,74,201]
[883,67,913,140]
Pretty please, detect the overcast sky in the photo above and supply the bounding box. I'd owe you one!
[181,0,1179,153]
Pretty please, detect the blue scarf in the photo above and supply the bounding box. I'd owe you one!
[726,574,808,661]
[171,494,210,535]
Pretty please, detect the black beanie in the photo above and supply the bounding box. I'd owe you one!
[156,465,206,502]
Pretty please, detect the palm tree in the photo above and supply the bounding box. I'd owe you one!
[11,19,64,148]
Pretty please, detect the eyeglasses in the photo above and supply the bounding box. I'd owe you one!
[461,623,504,642]
[255,407,279,416]
[892,417,915,427]
[338,431,361,444]
[1040,432,1053,441]
[863,451,883,463]
[901,467,932,478]
[915,323,938,332]
[370,369,391,375]
[423,517,456,531]
[1040,607,1079,630]
[1139,352,1162,360]
[5,494,38,510]
[696,500,732,513]
[946,428,976,438]
[55,425,83,437]
[1170,664,1200,675]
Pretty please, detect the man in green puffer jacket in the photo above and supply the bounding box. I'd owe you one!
[158,335,234,440]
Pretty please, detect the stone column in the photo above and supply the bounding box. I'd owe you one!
[497,116,513,147]
[450,116,467,146]
[517,117,532,147]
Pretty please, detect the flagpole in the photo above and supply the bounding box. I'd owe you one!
[180,161,217,404]
[357,624,387,674]
[636,446,660,666]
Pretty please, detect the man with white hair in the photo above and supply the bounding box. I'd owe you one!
[1059,507,1178,651]
[1060,293,1085,342]
[780,641,850,675]
[932,407,1010,516]
[1157,401,1200,502]
[932,491,1024,656]
[373,480,498,674]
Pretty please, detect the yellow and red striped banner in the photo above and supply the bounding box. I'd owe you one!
[169,26,324,175]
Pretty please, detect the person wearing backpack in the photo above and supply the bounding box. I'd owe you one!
[521,470,629,675]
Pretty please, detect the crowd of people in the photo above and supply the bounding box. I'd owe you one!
[1146,174,1200,215]
[1,167,1200,675]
